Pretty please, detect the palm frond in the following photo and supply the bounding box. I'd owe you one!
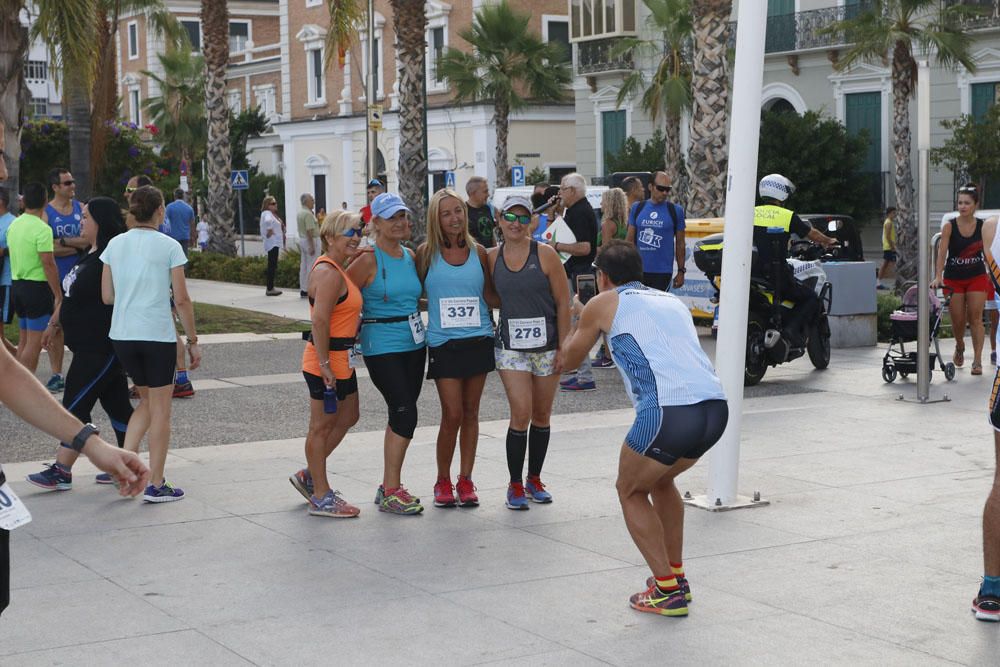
[31,0,100,87]
[324,0,364,70]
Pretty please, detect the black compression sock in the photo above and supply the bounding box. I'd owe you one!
[506,428,528,482]
[527,424,551,478]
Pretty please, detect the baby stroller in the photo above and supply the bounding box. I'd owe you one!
[881,285,955,383]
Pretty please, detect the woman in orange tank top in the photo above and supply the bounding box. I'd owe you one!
[290,212,366,517]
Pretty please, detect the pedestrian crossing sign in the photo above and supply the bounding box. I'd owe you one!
[231,170,250,190]
[445,171,456,189]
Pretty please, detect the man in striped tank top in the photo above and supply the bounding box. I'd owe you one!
[562,241,728,618]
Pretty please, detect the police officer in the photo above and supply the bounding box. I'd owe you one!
[753,174,836,348]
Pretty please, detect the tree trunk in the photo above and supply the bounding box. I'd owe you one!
[65,76,93,199]
[665,109,687,209]
[891,41,917,287]
[686,0,731,218]
[390,0,427,239]
[494,99,510,188]
[0,1,26,211]
[202,0,236,255]
[90,3,120,189]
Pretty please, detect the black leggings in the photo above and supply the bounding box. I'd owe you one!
[63,349,133,447]
[266,247,279,290]
[364,348,426,438]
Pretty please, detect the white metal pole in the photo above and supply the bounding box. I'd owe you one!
[703,6,767,508]
[916,60,931,401]
[366,0,377,182]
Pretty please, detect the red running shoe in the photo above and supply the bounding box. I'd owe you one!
[433,478,456,508]
[456,475,479,507]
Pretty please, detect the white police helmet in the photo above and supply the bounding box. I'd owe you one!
[758,174,796,202]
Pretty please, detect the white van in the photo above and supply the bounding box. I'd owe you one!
[491,185,608,214]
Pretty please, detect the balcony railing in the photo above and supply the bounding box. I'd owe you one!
[576,37,633,75]
[948,0,1000,30]
[762,6,854,54]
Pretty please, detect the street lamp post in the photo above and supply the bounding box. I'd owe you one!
[366,0,377,183]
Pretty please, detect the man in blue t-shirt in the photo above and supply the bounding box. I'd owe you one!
[626,171,686,292]
[164,189,194,256]
[44,167,87,392]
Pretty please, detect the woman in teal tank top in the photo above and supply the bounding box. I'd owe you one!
[346,192,426,516]
[417,189,499,508]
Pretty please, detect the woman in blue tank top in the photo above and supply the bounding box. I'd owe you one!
[488,195,571,510]
[417,189,498,509]
[346,192,426,516]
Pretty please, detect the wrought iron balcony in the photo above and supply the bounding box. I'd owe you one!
[762,6,854,54]
[576,37,633,75]
[947,0,1000,30]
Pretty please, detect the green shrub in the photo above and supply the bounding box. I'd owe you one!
[187,248,302,288]
[877,292,902,342]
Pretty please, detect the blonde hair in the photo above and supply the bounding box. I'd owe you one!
[260,195,276,211]
[320,210,359,253]
[417,188,475,279]
[601,188,628,230]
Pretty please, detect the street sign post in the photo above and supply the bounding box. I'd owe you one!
[231,170,249,257]
[368,104,383,132]
[445,171,456,190]
[511,165,525,187]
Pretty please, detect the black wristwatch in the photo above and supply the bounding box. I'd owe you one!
[63,423,100,452]
[677,267,686,274]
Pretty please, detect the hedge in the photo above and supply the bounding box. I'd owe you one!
[186,248,302,289]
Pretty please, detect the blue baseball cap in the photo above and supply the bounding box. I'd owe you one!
[371,192,411,219]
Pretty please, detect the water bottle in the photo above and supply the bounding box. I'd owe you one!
[534,213,548,241]
[323,385,338,414]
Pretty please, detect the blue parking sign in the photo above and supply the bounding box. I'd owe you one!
[511,165,525,187]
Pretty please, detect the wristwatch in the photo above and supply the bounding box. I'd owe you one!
[677,267,686,274]
[62,423,100,452]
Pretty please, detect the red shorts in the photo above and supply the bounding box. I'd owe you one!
[944,274,995,297]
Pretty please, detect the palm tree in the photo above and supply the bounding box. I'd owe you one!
[438,0,571,188]
[202,0,236,255]
[686,0,732,218]
[32,0,100,200]
[92,1,183,187]
[615,0,692,205]
[390,0,427,236]
[829,1,977,284]
[0,0,28,205]
[142,49,207,165]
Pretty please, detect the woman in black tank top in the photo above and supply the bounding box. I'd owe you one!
[487,197,571,509]
[932,185,992,374]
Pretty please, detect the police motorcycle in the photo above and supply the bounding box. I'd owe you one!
[693,178,833,386]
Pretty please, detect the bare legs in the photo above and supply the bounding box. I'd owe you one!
[305,393,360,498]
[434,374,488,479]
[123,384,172,486]
[16,329,43,372]
[985,432,1000,578]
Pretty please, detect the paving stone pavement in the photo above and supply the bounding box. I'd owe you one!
[4,332,1000,664]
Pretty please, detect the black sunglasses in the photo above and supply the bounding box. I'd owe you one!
[653,184,671,193]
[502,212,531,225]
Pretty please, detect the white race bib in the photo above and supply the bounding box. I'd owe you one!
[348,342,362,369]
[0,482,32,530]
[439,297,480,329]
[508,317,547,350]
[408,312,426,345]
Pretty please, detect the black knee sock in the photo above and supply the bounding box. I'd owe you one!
[506,428,528,482]
[113,428,127,448]
[527,424,550,478]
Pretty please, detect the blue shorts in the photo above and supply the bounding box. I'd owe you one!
[626,400,729,466]
[11,280,53,331]
[0,285,11,325]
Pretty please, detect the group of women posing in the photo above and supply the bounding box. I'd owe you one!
[291,189,572,517]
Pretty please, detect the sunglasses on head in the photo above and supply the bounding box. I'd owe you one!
[502,212,531,225]
[124,186,137,193]
[653,184,671,193]
[343,226,364,237]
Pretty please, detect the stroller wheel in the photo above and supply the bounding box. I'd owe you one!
[882,365,898,383]
[944,362,956,382]
[899,371,909,378]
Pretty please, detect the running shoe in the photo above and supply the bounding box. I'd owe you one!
[505,482,530,511]
[45,374,65,393]
[265,289,283,296]
[559,376,575,388]
[647,575,692,602]
[525,476,552,503]
[143,481,185,503]
[95,473,115,485]
[433,478,456,508]
[26,463,72,491]
[173,380,195,398]
[972,594,1000,622]
[629,584,688,617]
[308,490,360,518]
[289,468,314,501]
[379,486,424,515]
[456,475,479,507]
[560,378,597,392]
[591,356,616,369]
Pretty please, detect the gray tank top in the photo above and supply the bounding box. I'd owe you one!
[493,241,557,352]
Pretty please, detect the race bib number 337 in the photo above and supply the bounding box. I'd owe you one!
[439,297,479,329]
[508,317,546,350]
